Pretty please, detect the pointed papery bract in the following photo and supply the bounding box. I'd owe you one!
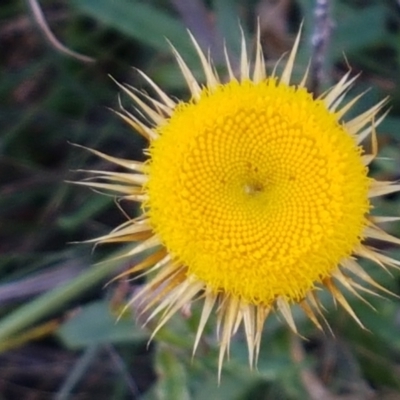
[78,26,400,378]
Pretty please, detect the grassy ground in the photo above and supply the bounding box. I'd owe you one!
[1,0,400,399]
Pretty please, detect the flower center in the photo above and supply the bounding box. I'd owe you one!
[146,79,370,304]
[243,181,264,195]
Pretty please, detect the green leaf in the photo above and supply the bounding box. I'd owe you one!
[70,0,195,57]
[0,248,128,342]
[148,345,191,400]
[213,0,242,56]
[57,300,147,348]
[191,368,260,400]
[332,5,387,60]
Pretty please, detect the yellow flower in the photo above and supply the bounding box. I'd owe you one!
[78,28,400,376]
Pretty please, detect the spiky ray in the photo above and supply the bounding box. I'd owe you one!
[76,28,400,378]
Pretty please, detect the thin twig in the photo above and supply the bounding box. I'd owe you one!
[0,11,66,36]
[310,0,332,96]
[0,261,85,305]
[105,345,141,398]
[290,335,376,400]
[291,334,337,400]
[26,0,95,63]
[54,345,99,400]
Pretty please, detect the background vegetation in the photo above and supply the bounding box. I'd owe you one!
[1,0,400,398]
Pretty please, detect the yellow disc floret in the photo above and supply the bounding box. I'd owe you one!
[81,28,400,376]
[146,78,370,305]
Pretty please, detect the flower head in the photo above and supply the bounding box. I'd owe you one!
[78,28,400,377]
